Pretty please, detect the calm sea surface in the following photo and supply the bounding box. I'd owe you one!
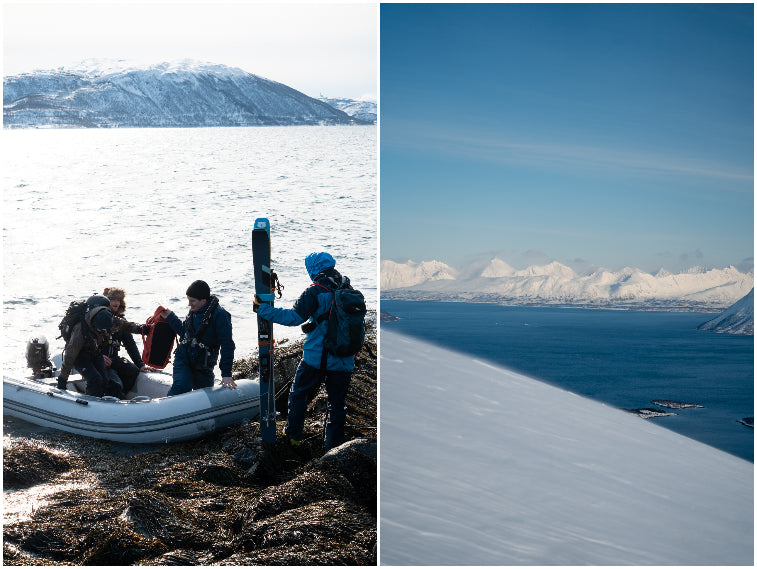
[3,126,376,526]
[382,300,754,461]
[2,126,377,374]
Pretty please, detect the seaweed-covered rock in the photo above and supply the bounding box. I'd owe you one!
[234,500,376,563]
[81,517,169,565]
[309,438,377,514]
[2,331,377,565]
[3,440,77,489]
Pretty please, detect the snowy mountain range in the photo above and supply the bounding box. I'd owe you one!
[318,96,376,124]
[381,258,754,310]
[3,59,372,128]
[698,288,754,335]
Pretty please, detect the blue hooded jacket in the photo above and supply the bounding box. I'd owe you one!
[256,252,354,372]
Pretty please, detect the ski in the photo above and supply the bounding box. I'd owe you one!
[252,217,276,443]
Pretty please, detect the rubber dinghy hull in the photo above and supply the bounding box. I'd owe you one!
[3,374,261,444]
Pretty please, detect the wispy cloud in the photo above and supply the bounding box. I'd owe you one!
[386,120,754,186]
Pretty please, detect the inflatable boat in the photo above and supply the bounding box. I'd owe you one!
[3,354,261,444]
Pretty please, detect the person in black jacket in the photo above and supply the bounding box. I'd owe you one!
[58,304,114,396]
[161,280,236,396]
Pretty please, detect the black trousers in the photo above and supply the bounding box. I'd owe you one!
[74,354,110,397]
[108,356,141,394]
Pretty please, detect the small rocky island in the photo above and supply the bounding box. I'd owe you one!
[380,310,400,322]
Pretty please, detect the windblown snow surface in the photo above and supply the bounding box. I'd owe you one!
[379,330,753,565]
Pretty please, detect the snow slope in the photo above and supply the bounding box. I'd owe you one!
[3,59,368,128]
[380,330,753,565]
[698,288,754,335]
[381,258,753,310]
[319,96,377,124]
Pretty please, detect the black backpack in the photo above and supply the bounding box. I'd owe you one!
[58,300,89,342]
[57,295,110,342]
[315,281,367,358]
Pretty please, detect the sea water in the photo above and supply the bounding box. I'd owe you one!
[382,300,754,461]
[2,126,377,374]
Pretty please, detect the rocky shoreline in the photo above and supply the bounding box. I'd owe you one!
[3,329,377,565]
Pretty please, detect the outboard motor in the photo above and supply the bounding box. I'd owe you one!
[26,336,55,378]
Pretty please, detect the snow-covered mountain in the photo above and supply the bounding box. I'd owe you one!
[380,259,458,290]
[381,258,754,310]
[3,59,371,128]
[319,96,376,124]
[381,330,753,565]
[698,288,754,335]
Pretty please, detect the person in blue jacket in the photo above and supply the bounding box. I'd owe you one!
[161,280,236,396]
[253,252,353,452]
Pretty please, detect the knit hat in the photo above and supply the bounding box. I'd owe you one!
[91,307,114,331]
[186,280,211,300]
[305,252,336,280]
[86,295,110,309]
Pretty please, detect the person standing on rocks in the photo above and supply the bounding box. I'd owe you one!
[160,280,236,395]
[253,252,358,452]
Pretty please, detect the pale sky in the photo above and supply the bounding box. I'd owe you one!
[3,2,378,100]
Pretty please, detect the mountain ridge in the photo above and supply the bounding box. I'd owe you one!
[4,59,372,128]
[381,258,754,310]
[698,288,754,335]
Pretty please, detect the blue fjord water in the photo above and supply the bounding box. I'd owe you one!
[382,300,754,461]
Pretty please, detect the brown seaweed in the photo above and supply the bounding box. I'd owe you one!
[3,329,377,566]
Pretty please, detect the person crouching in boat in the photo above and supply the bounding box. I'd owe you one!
[57,305,115,397]
[101,287,156,395]
[160,280,236,395]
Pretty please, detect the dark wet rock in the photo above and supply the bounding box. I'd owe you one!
[381,310,400,322]
[623,408,677,419]
[232,446,259,470]
[3,440,78,489]
[652,400,704,409]
[197,462,242,486]
[309,438,377,514]
[317,437,377,463]
[3,332,377,565]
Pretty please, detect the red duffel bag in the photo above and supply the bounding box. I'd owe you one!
[141,306,177,369]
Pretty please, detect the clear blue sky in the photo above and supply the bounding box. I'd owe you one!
[380,3,753,273]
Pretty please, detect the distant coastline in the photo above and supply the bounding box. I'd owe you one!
[380,292,727,313]
[3,60,376,128]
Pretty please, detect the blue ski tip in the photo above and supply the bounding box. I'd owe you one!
[254,218,270,230]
